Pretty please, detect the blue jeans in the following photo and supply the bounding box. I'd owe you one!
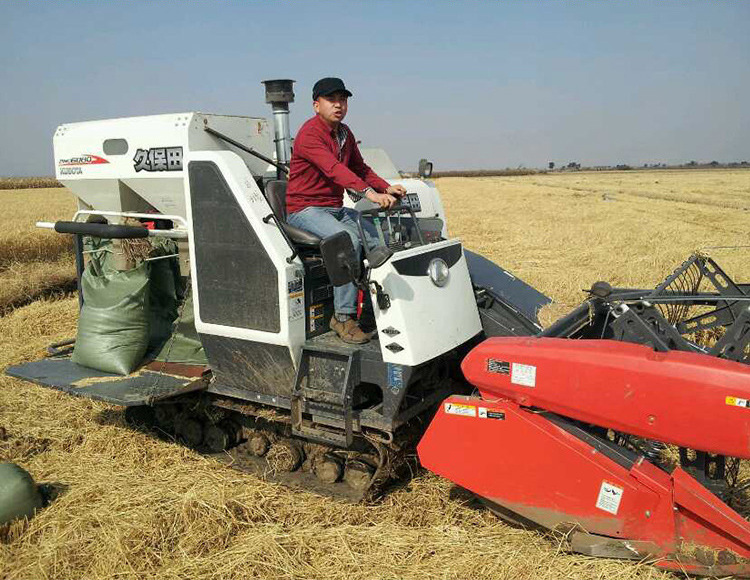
[287,206,380,315]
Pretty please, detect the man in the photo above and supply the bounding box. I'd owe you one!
[286,77,407,344]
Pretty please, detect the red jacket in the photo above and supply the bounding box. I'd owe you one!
[286,115,391,215]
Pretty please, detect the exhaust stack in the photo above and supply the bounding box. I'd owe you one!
[262,79,295,175]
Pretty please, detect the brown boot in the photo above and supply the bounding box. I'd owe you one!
[330,316,370,344]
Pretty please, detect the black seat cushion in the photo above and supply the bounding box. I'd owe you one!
[265,180,321,247]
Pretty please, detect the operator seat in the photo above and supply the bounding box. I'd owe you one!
[265,180,321,248]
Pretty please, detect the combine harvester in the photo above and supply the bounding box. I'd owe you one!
[7,79,750,576]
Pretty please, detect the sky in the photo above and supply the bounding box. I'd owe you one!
[1,1,748,175]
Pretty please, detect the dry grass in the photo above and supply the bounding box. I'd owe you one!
[1,170,750,579]
[0,259,78,315]
[0,177,61,190]
[0,188,77,312]
[439,169,750,310]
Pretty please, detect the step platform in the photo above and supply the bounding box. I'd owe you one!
[5,357,207,406]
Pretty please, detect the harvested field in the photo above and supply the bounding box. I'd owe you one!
[1,169,749,579]
[0,188,77,313]
[439,169,750,324]
[0,177,61,190]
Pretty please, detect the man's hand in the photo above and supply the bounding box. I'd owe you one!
[385,185,407,197]
[365,189,398,209]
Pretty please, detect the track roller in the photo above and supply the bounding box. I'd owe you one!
[203,419,242,453]
[314,455,344,484]
[266,441,304,472]
[175,416,204,448]
[153,404,177,429]
[204,424,230,453]
[247,432,271,457]
[344,459,375,491]
[221,419,242,448]
[124,405,156,428]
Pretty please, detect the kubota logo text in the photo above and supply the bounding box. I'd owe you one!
[58,154,109,166]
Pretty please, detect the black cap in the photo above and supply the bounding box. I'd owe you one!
[312,77,352,101]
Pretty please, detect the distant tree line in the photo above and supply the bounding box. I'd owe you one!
[544,160,749,172]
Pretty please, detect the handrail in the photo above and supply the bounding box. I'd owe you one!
[262,213,298,264]
[72,209,188,228]
[203,125,288,174]
[36,209,191,239]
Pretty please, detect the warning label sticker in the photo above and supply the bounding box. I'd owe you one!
[289,293,303,321]
[487,359,510,374]
[444,402,476,417]
[287,279,304,321]
[308,303,324,332]
[511,363,536,387]
[595,481,624,515]
[478,407,505,420]
[726,396,750,408]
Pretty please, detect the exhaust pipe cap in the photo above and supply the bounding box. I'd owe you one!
[262,79,295,104]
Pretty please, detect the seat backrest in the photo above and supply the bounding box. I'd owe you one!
[265,180,288,221]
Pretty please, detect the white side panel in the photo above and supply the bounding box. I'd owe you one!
[184,150,305,366]
[53,112,275,219]
[360,147,401,180]
[370,240,482,365]
[190,113,275,177]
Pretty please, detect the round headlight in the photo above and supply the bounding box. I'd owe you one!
[427,258,450,287]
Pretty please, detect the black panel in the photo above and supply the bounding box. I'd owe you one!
[475,288,541,337]
[5,358,202,406]
[392,244,462,276]
[189,161,279,332]
[200,334,296,397]
[544,412,638,471]
[303,257,334,338]
[465,249,551,326]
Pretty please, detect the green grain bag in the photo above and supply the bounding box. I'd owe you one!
[146,239,181,354]
[72,262,150,375]
[155,292,207,365]
[0,463,44,525]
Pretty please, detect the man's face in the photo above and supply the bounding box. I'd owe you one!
[313,91,349,125]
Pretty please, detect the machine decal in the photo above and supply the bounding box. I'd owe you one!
[444,402,476,417]
[510,362,536,387]
[595,481,624,515]
[726,396,750,408]
[487,358,510,374]
[58,154,109,166]
[387,363,404,394]
[478,407,505,420]
[287,279,304,321]
[308,303,324,332]
[133,146,183,172]
[58,154,109,175]
[242,178,264,204]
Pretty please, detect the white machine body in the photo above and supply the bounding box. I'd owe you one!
[51,112,476,370]
[369,240,482,365]
[183,150,306,356]
[53,113,275,218]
